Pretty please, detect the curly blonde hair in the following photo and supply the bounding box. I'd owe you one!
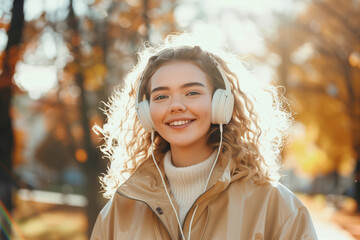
[96,33,292,199]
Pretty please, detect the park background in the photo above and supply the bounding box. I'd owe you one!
[0,0,360,239]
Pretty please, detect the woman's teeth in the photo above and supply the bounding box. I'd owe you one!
[169,120,191,126]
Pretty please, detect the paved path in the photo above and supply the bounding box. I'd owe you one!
[311,207,356,240]
[300,195,359,240]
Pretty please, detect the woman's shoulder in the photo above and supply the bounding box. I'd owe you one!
[258,181,303,202]
[227,179,313,232]
[231,179,305,210]
[246,181,317,239]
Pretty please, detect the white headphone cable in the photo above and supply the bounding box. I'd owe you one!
[187,124,223,240]
[151,124,223,240]
[151,132,186,240]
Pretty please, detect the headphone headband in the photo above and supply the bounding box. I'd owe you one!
[135,77,143,111]
[207,53,232,93]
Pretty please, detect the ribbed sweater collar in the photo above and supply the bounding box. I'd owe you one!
[163,150,216,223]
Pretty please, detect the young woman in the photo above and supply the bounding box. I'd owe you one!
[91,34,317,240]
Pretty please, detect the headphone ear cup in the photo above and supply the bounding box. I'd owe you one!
[223,92,234,124]
[212,89,234,124]
[137,100,155,132]
[212,89,222,124]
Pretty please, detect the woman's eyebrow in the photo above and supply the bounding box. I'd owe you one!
[181,82,205,88]
[150,86,169,94]
[150,82,205,95]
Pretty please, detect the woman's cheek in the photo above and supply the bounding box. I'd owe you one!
[150,103,164,128]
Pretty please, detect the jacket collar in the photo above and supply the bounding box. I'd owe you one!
[117,157,180,239]
[117,153,241,198]
[116,154,247,239]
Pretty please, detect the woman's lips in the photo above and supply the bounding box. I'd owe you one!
[166,119,195,128]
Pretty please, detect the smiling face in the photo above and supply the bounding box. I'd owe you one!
[149,61,213,151]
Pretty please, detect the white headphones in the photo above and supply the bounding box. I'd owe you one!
[135,50,234,132]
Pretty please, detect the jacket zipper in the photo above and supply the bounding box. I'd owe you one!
[116,190,174,240]
[181,185,215,229]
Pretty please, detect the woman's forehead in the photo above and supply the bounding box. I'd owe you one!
[149,61,213,90]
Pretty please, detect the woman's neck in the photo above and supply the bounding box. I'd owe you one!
[170,144,213,167]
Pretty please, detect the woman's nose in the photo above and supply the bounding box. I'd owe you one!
[169,98,186,113]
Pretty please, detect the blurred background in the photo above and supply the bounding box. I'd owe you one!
[0,0,359,239]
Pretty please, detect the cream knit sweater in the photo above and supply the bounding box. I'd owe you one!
[163,151,216,224]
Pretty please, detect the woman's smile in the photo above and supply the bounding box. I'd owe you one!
[166,118,195,128]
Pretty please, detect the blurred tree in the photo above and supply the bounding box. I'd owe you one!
[35,126,73,170]
[268,0,360,208]
[0,0,24,238]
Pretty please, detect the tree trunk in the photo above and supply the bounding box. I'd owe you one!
[75,73,104,237]
[142,0,150,42]
[341,60,360,212]
[67,1,104,237]
[0,0,24,239]
[353,126,360,212]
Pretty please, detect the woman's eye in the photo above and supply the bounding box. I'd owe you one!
[186,91,200,96]
[154,95,167,100]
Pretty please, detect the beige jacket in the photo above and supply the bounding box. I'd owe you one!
[91,156,317,240]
